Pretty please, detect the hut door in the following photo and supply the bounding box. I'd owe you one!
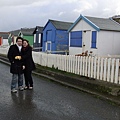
[46,30,52,52]
[82,30,91,53]
[45,41,51,52]
[0,37,2,45]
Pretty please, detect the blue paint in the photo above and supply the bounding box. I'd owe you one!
[42,20,69,54]
[91,31,97,48]
[70,31,82,47]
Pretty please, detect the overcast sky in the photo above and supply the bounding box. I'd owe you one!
[0,0,120,31]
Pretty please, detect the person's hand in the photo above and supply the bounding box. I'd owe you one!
[15,56,21,60]
[15,56,18,59]
[23,65,25,70]
[18,56,21,60]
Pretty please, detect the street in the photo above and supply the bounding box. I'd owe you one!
[0,62,120,120]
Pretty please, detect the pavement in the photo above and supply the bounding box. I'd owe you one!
[0,62,120,120]
[0,55,120,106]
[34,64,120,106]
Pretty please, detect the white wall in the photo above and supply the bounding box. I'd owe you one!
[71,19,95,31]
[69,47,82,55]
[97,31,120,56]
[0,47,9,55]
[2,39,9,45]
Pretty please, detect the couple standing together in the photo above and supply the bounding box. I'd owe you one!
[7,37,36,93]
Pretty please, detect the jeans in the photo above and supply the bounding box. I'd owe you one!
[11,74,23,90]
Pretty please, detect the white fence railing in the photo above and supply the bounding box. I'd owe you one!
[0,47,120,85]
[32,52,120,85]
[0,46,9,55]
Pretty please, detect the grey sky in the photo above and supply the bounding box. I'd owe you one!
[0,0,120,31]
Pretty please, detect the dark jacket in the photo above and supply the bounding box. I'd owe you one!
[7,44,24,74]
[21,46,36,71]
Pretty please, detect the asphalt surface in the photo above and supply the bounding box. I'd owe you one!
[0,62,120,120]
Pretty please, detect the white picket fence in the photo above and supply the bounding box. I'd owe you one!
[0,46,9,55]
[0,47,120,85]
[32,52,120,85]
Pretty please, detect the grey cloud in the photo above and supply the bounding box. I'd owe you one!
[0,0,44,7]
[0,0,120,31]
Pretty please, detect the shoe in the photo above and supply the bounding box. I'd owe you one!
[19,86,24,91]
[11,89,17,93]
[29,87,33,90]
[24,86,29,90]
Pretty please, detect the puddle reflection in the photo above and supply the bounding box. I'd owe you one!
[11,90,36,109]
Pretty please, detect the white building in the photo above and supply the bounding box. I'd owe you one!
[68,14,120,56]
[0,32,9,46]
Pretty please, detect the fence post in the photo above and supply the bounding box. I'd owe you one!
[72,55,75,73]
[107,58,111,82]
[85,56,88,76]
[88,57,91,77]
[77,56,80,75]
[68,55,71,73]
[90,57,94,78]
[93,57,97,79]
[103,58,107,81]
[70,55,73,73]
[97,57,100,80]
[74,56,78,74]
[100,58,104,80]
[82,57,85,76]
[115,59,119,84]
[111,58,115,83]
[80,57,82,75]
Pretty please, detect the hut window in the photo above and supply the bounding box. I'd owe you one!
[91,31,97,48]
[70,31,82,47]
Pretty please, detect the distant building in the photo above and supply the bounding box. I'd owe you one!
[8,29,20,45]
[68,14,120,56]
[0,32,9,46]
[18,28,35,46]
[112,15,120,24]
[33,26,43,51]
[42,19,73,54]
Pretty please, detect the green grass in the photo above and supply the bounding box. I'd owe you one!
[35,63,81,78]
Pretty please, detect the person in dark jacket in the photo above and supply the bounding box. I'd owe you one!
[21,39,36,90]
[7,37,24,93]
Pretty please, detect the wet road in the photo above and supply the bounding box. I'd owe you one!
[0,62,120,120]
